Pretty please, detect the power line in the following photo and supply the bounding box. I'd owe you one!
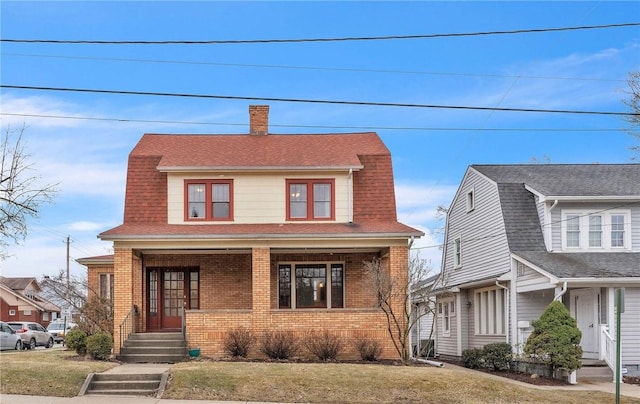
[1,53,625,83]
[1,112,630,132]
[2,23,638,45]
[3,85,636,116]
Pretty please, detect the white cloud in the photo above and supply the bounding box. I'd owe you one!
[68,221,108,232]
[396,182,457,224]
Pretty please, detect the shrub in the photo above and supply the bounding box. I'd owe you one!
[524,301,583,373]
[462,348,485,369]
[86,332,113,360]
[260,331,299,360]
[224,327,255,358]
[304,330,342,361]
[353,337,382,362]
[483,342,512,371]
[65,329,88,355]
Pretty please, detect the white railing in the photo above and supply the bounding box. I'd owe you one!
[599,324,616,379]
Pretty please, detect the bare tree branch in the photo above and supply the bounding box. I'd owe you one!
[0,125,58,257]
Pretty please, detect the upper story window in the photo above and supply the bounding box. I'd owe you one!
[286,179,334,221]
[562,210,631,251]
[185,180,233,221]
[453,236,462,268]
[466,189,475,212]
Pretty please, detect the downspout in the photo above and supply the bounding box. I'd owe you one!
[408,235,415,359]
[547,200,559,251]
[347,169,353,223]
[496,281,509,344]
[554,281,568,302]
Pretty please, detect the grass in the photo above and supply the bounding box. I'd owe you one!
[1,350,639,403]
[0,348,117,397]
[165,360,640,403]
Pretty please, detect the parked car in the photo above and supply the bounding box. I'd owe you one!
[0,321,22,351]
[46,321,77,344]
[7,321,54,350]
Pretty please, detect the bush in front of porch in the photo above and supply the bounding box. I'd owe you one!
[524,300,583,375]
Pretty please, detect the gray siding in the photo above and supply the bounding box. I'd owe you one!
[442,169,511,288]
[621,288,640,364]
[551,202,640,252]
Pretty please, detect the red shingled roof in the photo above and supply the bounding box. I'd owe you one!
[133,132,389,169]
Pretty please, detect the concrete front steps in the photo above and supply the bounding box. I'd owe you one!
[118,332,188,363]
[80,372,167,397]
[577,359,614,383]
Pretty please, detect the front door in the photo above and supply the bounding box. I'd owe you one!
[570,288,599,359]
[147,267,199,331]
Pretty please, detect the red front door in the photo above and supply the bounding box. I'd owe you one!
[147,267,199,331]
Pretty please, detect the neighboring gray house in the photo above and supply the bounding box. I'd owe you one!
[432,164,640,377]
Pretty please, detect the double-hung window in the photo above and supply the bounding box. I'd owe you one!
[438,298,455,336]
[185,180,233,221]
[286,179,334,220]
[475,287,506,335]
[278,262,344,309]
[562,211,630,250]
[453,237,462,268]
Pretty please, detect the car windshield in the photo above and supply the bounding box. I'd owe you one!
[47,323,65,330]
[8,324,22,331]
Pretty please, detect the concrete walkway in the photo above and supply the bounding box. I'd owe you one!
[3,362,640,403]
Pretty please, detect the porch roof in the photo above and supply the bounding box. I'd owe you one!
[99,221,423,240]
[514,251,640,279]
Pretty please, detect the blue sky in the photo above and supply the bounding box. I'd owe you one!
[1,1,639,279]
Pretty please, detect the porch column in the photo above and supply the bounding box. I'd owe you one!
[113,247,134,354]
[251,247,271,331]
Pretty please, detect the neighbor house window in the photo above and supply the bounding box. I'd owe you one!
[453,237,462,268]
[278,262,344,309]
[286,179,334,220]
[185,179,234,221]
[588,215,602,247]
[9,309,16,316]
[466,189,475,212]
[475,287,506,335]
[438,298,456,336]
[43,312,49,321]
[99,273,114,303]
[562,211,630,250]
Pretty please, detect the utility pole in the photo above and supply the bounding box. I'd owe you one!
[66,235,70,303]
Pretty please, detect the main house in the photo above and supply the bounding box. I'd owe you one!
[433,164,640,376]
[82,105,422,359]
[0,276,60,326]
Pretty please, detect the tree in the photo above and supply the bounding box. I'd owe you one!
[622,71,640,159]
[523,300,583,374]
[363,254,435,363]
[0,125,57,257]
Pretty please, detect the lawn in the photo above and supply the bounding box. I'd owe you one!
[0,348,117,397]
[165,360,640,404]
[1,350,639,403]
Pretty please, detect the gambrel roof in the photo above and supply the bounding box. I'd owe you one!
[469,164,640,280]
[473,164,640,197]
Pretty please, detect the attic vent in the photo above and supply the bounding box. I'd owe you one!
[249,105,269,135]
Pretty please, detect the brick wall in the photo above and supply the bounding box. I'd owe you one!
[86,264,114,299]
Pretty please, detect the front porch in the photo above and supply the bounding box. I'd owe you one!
[113,245,408,360]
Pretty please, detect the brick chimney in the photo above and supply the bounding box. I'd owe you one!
[249,105,269,135]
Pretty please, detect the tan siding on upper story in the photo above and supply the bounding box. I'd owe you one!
[167,172,350,224]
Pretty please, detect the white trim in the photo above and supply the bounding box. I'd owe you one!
[474,286,507,336]
[466,188,475,213]
[453,236,462,269]
[560,210,632,251]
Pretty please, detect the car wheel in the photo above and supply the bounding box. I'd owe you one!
[15,340,22,350]
[29,338,36,350]
[45,338,53,348]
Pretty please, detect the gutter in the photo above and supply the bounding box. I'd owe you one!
[554,281,568,301]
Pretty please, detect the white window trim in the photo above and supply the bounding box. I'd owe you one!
[438,298,455,337]
[474,286,506,336]
[561,210,631,251]
[453,236,462,269]
[466,188,475,213]
[9,309,16,316]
